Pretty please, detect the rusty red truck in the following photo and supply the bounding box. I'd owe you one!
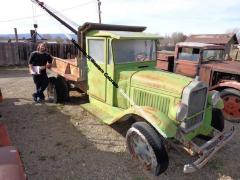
[157,42,240,122]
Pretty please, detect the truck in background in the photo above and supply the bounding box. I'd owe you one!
[157,42,240,123]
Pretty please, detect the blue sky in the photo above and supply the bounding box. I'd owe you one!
[0,0,239,35]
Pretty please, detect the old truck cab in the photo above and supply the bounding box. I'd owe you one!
[86,30,159,108]
[175,42,225,78]
[157,42,240,122]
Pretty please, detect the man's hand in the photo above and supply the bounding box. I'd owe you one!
[29,64,35,74]
[46,63,52,69]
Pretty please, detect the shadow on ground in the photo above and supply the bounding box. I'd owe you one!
[0,98,145,180]
[0,67,30,79]
[0,97,239,180]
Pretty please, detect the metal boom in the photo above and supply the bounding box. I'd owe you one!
[31,0,78,34]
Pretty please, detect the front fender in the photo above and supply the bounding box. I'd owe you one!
[112,106,178,138]
[210,80,240,91]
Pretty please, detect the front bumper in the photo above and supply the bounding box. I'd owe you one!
[183,126,235,173]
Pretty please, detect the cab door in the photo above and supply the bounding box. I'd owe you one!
[199,64,212,85]
[87,38,107,102]
[175,60,199,78]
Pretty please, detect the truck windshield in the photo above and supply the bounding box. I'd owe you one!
[177,47,200,61]
[112,40,156,64]
[202,49,225,61]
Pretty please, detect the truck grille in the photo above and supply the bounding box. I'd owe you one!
[181,87,207,132]
[188,88,207,116]
[133,88,170,114]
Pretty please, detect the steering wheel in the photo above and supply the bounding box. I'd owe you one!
[136,53,147,61]
[206,56,216,60]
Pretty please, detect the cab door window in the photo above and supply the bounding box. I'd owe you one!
[178,47,200,61]
[88,39,104,63]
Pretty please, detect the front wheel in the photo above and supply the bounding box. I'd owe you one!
[126,122,169,176]
[220,88,240,123]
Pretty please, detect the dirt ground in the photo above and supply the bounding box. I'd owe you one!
[0,67,239,180]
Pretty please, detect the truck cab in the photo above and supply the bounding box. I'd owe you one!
[174,42,225,79]
[86,30,158,108]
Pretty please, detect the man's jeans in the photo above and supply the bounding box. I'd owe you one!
[32,74,48,100]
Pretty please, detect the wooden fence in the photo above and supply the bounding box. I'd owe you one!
[0,42,78,66]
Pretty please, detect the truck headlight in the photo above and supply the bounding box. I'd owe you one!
[176,103,188,121]
[207,90,224,109]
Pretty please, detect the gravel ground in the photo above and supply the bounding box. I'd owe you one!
[0,67,239,180]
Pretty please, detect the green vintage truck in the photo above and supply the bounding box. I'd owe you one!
[31,0,234,175]
[45,22,235,176]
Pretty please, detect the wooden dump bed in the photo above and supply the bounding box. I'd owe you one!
[50,57,81,82]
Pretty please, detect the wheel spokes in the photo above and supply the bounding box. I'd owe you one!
[223,95,240,117]
[130,134,153,168]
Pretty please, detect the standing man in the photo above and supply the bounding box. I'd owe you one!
[29,42,52,102]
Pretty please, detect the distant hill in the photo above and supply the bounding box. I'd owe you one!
[0,33,77,40]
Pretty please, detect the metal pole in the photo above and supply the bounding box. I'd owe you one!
[14,28,18,43]
[97,0,101,24]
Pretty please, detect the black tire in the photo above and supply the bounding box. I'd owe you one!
[47,77,63,103]
[57,76,69,102]
[220,88,240,123]
[211,109,224,132]
[126,122,169,176]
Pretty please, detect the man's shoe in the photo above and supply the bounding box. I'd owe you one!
[36,97,44,103]
[32,93,37,102]
[39,93,45,101]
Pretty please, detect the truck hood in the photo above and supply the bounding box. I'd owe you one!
[130,70,192,95]
[203,61,240,75]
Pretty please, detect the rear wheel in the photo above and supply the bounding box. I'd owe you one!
[126,122,169,176]
[57,76,69,102]
[220,88,240,123]
[47,77,62,103]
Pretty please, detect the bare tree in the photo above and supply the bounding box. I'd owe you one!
[226,27,240,34]
[158,34,173,50]
[171,32,187,45]
[158,32,187,51]
[226,28,240,41]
